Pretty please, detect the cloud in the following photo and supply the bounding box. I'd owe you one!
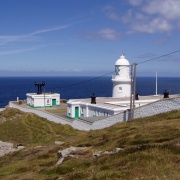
[104,5,119,20]
[130,18,172,33]
[98,28,119,40]
[0,68,84,74]
[0,42,67,56]
[129,0,143,6]
[121,9,147,23]
[83,28,119,41]
[0,22,79,46]
[0,21,82,55]
[120,0,180,34]
[30,24,72,36]
[142,0,180,20]
[0,35,37,45]
[0,46,44,56]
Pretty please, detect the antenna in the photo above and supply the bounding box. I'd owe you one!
[154,71,159,96]
[156,71,157,96]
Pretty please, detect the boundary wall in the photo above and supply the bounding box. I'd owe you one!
[9,97,180,131]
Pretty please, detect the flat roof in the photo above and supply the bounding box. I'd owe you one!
[67,94,180,111]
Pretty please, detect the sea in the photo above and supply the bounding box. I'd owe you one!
[0,76,180,108]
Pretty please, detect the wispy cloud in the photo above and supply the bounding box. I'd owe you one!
[129,0,143,6]
[0,68,84,73]
[0,46,43,56]
[0,21,81,46]
[0,35,37,45]
[82,28,119,41]
[0,42,68,56]
[0,21,82,56]
[103,5,119,20]
[98,28,119,40]
[30,24,72,36]
[130,18,172,33]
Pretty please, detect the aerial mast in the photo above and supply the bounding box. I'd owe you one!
[156,71,158,96]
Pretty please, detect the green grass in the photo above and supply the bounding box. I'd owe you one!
[0,108,180,179]
[0,108,78,146]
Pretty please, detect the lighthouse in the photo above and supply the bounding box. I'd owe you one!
[112,54,131,98]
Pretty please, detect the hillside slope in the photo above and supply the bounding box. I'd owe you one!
[0,108,179,179]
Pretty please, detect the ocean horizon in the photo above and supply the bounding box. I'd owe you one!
[0,76,180,108]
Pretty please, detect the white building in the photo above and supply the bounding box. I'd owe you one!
[26,93,60,108]
[67,96,162,119]
[112,54,131,98]
[67,54,161,120]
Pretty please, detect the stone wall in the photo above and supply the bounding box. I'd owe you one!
[91,97,180,130]
[134,97,180,119]
[9,97,180,131]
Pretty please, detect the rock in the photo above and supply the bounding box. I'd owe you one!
[55,141,64,145]
[93,147,123,157]
[57,146,87,158]
[56,157,65,166]
[56,146,88,166]
[0,140,25,157]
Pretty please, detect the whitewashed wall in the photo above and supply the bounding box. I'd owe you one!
[9,97,180,131]
[134,97,180,119]
[91,97,180,130]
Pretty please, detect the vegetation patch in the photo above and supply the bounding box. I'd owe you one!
[0,108,179,179]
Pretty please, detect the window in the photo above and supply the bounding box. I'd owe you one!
[115,66,120,75]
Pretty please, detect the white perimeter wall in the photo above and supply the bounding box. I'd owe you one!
[9,97,180,131]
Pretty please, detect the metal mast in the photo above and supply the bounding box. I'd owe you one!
[129,63,137,120]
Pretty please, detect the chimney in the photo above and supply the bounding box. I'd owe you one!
[163,90,169,98]
[91,93,96,104]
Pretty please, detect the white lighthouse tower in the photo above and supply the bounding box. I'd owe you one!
[112,54,131,98]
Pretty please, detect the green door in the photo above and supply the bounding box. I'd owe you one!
[52,99,56,106]
[75,107,79,118]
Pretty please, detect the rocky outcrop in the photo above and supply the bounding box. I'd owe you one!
[56,146,123,166]
[0,141,24,157]
[93,147,123,157]
[56,146,87,165]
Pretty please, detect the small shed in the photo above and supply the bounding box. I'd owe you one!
[26,93,60,108]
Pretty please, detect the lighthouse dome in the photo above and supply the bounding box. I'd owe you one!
[115,54,130,66]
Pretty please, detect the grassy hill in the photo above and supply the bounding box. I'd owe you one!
[0,108,179,179]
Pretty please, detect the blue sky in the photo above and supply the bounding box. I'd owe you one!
[0,0,180,77]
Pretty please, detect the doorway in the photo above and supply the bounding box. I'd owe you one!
[52,99,56,106]
[75,107,79,118]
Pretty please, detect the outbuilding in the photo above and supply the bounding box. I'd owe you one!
[26,93,60,108]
